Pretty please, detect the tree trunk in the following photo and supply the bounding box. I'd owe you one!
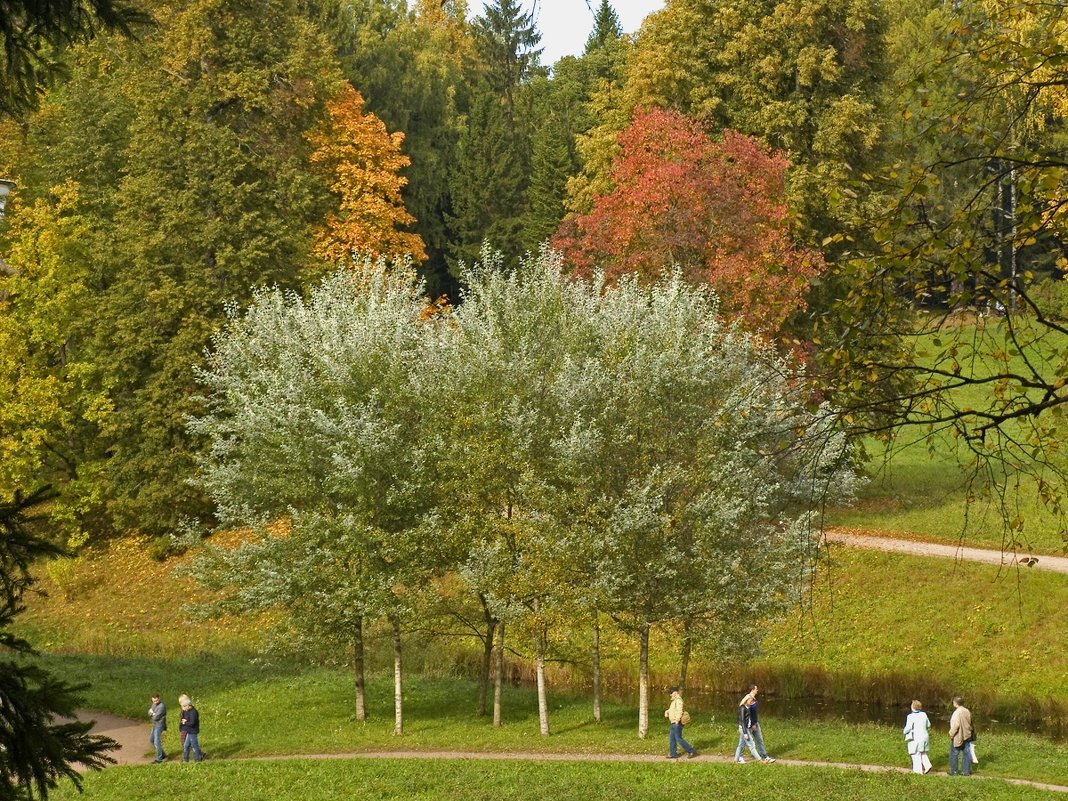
[535,604,549,736]
[638,622,650,739]
[493,620,505,728]
[477,595,496,717]
[591,611,602,723]
[353,615,366,721]
[678,617,693,692]
[392,614,403,736]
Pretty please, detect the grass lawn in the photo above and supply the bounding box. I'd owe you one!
[829,317,1068,555]
[830,429,1066,554]
[33,653,1068,786]
[51,757,1066,801]
[761,547,1068,709]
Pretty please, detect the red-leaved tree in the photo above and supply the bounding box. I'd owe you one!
[552,108,822,335]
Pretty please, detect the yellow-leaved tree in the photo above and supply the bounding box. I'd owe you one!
[308,85,427,264]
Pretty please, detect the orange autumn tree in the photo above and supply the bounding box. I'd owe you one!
[309,85,427,264]
[552,107,822,335]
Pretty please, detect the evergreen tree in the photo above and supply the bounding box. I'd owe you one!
[584,0,622,54]
[447,0,544,271]
[0,0,147,115]
[0,487,117,799]
[447,87,528,268]
[0,0,353,539]
[471,0,543,114]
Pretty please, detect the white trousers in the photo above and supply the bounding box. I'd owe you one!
[910,751,932,774]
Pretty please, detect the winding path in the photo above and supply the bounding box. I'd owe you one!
[73,532,1068,793]
[76,710,1068,794]
[824,529,1068,574]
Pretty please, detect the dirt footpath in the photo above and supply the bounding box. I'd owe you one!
[825,529,1068,574]
[76,710,153,766]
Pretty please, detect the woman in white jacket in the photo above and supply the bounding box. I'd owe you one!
[903,699,933,774]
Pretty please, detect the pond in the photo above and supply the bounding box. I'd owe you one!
[679,690,1067,742]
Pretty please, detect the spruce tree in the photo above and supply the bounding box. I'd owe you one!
[0,487,117,799]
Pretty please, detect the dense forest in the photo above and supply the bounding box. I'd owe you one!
[2,0,1068,559]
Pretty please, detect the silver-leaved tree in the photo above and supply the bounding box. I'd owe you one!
[188,252,856,739]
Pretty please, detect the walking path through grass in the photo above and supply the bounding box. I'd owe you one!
[78,710,1068,793]
[69,533,1068,793]
[825,529,1068,574]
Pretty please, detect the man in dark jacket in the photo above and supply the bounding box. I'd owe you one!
[178,694,203,762]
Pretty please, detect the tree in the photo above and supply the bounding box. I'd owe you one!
[518,264,855,738]
[434,246,614,734]
[818,0,1068,544]
[470,0,543,116]
[553,107,823,335]
[585,0,622,53]
[447,0,544,270]
[0,0,348,539]
[308,84,427,264]
[188,265,449,730]
[0,0,147,116]
[0,487,116,799]
[307,0,474,296]
[573,0,886,248]
[436,252,855,738]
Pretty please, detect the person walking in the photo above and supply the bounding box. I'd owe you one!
[147,693,167,763]
[742,685,776,763]
[178,694,204,763]
[735,694,762,763]
[663,687,697,760]
[948,696,973,776]
[902,699,933,774]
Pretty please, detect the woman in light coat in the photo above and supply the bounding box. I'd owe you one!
[903,699,933,774]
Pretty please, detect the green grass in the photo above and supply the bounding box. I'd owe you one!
[761,547,1068,709]
[50,757,1065,801]
[829,429,1066,554]
[827,316,1068,555]
[32,652,1068,786]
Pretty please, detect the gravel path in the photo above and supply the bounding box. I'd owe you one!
[824,529,1068,574]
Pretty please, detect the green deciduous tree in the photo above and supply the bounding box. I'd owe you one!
[820,0,1068,547]
[188,265,448,729]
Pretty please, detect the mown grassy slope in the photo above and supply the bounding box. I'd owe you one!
[52,756,1066,801]
[760,546,1068,708]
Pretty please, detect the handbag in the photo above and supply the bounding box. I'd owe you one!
[680,710,691,725]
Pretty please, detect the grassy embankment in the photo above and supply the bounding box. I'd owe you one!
[828,318,1068,554]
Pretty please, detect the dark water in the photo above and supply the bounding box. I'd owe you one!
[638,689,1066,741]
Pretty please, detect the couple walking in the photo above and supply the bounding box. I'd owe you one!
[902,696,976,775]
[663,684,776,763]
[148,692,205,763]
[735,685,775,763]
